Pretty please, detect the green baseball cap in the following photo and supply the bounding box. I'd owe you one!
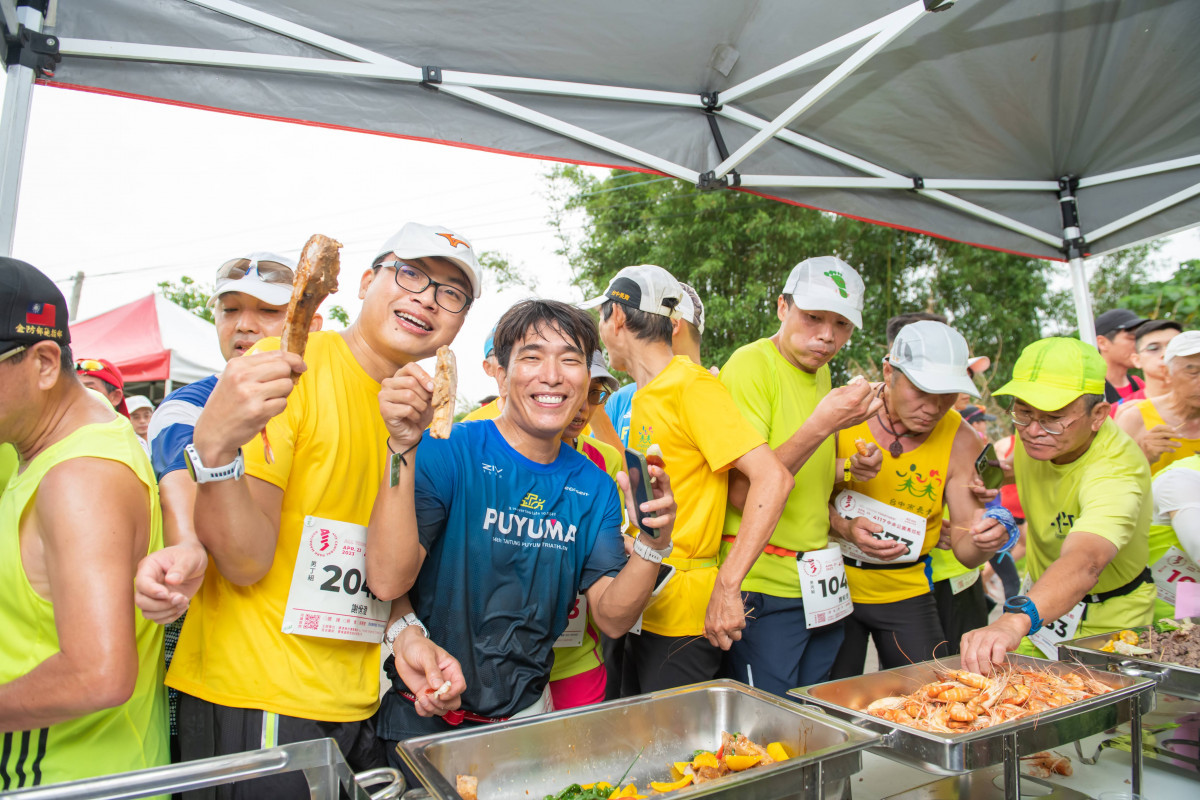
[993,337,1106,411]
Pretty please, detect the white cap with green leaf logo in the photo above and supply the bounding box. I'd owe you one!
[782,256,865,328]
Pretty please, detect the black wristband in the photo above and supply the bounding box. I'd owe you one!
[387,439,419,487]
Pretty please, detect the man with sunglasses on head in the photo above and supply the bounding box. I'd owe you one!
[75,358,130,417]
[960,338,1155,674]
[0,258,167,788]
[165,224,477,799]
[135,252,316,763]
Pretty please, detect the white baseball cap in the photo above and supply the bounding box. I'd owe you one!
[677,282,706,334]
[580,265,684,319]
[373,222,482,299]
[1164,330,1200,365]
[889,320,980,397]
[782,256,866,329]
[589,350,620,393]
[208,252,298,308]
[125,395,154,414]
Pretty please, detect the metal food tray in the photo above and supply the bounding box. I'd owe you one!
[1058,617,1200,701]
[789,654,1155,777]
[397,679,881,800]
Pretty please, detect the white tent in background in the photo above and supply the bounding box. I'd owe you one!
[3,0,1199,342]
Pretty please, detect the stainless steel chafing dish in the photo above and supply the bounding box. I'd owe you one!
[397,679,881,800]
[789,654,1157,800]
[1058,617,1200,700]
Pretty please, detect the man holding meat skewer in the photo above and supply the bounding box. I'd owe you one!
[369,299,677,776]
[168,223,479,799]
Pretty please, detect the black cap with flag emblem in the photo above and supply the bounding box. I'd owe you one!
[0,257,71,355]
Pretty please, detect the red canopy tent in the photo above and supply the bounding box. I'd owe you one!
[70,293,225,388]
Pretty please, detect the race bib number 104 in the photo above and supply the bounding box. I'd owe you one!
[282,516,391,644]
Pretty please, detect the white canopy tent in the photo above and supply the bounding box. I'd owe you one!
[3,0,1199,343]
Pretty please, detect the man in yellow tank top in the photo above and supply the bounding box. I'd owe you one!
[1116,330,1200,475]
[171,224,479,799]
[829,321,1006,677]
[961,338,1155,674]
[0,258,167,790]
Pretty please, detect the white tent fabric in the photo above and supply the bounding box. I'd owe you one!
[70,293,225,385]
[3,0,1199,338]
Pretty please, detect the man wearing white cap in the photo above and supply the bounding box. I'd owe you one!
[830,320,1007,677]
[587,265,793,693]
[166,224,478,798]
[717,257,883,696]
[1117,330,1200,476]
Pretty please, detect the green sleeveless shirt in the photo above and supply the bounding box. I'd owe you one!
[0,416,168,790]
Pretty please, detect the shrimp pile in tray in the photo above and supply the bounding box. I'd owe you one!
[864,665,1113,733]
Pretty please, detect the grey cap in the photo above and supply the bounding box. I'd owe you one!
[589,350,619,393]
[889,320,980,397]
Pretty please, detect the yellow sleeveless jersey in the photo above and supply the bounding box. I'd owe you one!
[1138,400,1200,476]
[836,410,960,604]
[0,417,167,789]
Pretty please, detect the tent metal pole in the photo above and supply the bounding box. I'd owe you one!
[1078,154,1200,188]
[0,2,44,257]
[712,2,925,180]
[1059,178,1096,346]
[738,174,1060,192]
[1085,180,1200,245]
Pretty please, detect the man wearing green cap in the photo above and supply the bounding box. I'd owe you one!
[960,338,1154,674]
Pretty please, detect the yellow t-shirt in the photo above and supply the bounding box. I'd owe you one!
[1016,419,1154,641]
[463,398,501,421]
[0,442,16,495]
[836,411,959,604]
[718,338,834,597]
[550,434,623,682]
[167,332,389,722]
[1138,399,1200,476]
[631,356,765,637]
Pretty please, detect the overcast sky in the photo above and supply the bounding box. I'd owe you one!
[3,76,1198,404]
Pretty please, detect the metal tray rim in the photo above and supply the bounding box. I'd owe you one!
[1058,617,1200,680]
[398,679,882,799]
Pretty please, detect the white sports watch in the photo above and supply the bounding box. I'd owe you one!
[632,537,673,564]
[184,443,245,483]
[383,613,429,646]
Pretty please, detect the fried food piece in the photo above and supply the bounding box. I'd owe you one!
[456,774,477,800]
[281,234,341,366]
[430,346,457,439]
[854,438,870,457]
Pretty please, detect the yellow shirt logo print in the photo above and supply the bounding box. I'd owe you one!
[520,492,546,510]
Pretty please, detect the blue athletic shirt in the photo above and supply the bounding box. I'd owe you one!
[147,375,218,481]
[376,419,626,741]
[604,383,636,448]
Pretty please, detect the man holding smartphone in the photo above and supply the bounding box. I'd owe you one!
[587,265,793,694]
[831,320,1007,678]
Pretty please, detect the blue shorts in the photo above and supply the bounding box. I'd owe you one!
[724,591,845,699]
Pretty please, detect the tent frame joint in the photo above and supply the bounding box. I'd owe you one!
[911,176,924,191]
[700,90,720,111]
[421,65,442,86]
[698,170,739,191]
[2,23,58,76]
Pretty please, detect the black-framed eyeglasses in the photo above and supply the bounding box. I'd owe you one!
[374,260,472,314]
[587,388,612,406]
[216,257,295,285]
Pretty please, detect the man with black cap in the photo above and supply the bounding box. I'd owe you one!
[0,258,167,788]
[1095,308,1148,406]
[587,265,793,693]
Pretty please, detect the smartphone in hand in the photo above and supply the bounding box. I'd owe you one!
[624,447,659,538]
[974,442,1005,490]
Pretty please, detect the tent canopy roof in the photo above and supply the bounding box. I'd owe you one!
[36,0,1200,262]
[70,293,224,384]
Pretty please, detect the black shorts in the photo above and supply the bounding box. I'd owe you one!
[620,629,723,695]
[176,693,386,800]
[831,592,948,678]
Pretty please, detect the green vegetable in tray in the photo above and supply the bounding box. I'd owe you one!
[1154,618,1182,634]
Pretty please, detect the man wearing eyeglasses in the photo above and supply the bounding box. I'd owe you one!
[1119,319,1181,405]
[960,338,1155,674]
[0,258,168,788]
[166,224,478,798]
[1117,330,1200,476]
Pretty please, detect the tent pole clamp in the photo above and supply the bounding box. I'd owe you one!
[1057,174,1085,258]
[700,91,720,111]
[698,170,739,191]
[700,91,738,190]
[911,176,925,191]
[2,26,60,77]
[421,65,442,89]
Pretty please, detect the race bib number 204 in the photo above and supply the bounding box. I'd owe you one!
[281,516,391,644]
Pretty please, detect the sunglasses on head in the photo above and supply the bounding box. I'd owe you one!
[75,359,107,373]
[216,258,295,285]
[0,345,28,365]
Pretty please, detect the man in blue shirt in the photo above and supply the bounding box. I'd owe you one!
[369,299,677,763]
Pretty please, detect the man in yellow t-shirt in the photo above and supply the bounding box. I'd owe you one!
[172,223,479,798]
[1116,330,1200,475]
[829,321,1005,678]
[717,257,882,697]
[585,265,793,693]
[962,338,1155,674]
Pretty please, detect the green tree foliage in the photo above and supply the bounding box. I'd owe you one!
[550,167,1077,389]
[326,305,350,327]
[158,275,214,323]
[1117,259,1200,325]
